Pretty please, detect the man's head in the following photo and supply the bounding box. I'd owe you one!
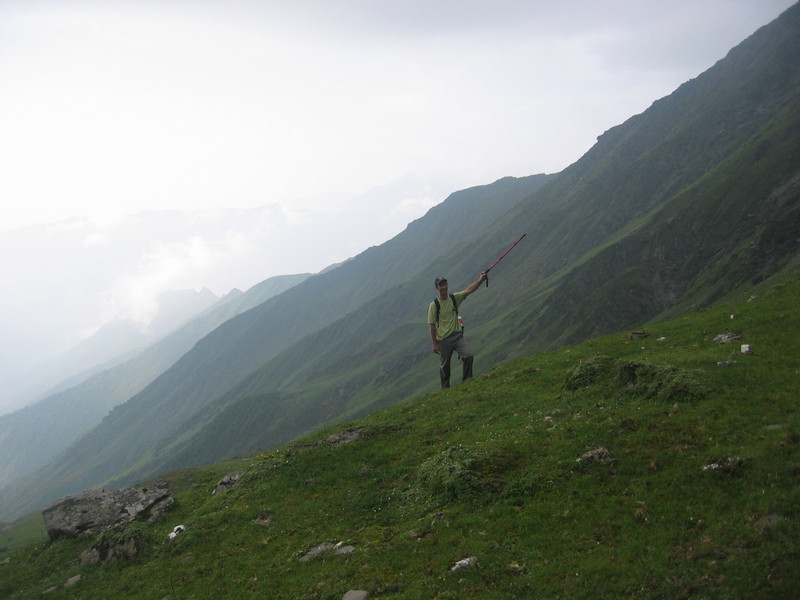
[435,277,448,298]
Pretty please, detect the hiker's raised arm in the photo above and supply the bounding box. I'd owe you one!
[461,272,488,297]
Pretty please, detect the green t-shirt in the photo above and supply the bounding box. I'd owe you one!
[427,291,467,340]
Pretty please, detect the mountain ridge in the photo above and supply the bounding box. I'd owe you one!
[0,175,552,518]
[0,273,310,491]
[128,1,800,487]
[3,277,798,598]
[98,0,800,494]
[1,3,798,521]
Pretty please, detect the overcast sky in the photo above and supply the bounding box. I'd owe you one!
[2,1,795,228]
[0,0,795,404]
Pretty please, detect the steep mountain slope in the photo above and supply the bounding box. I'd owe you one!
[0,273,309,490]
[128,3,800,486]
[3,280,799,598]
[2,4,798,521]
[471,2,800,355]
[0,176,551,520]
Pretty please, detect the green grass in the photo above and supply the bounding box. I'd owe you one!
[1,281,798,599]
[0,513,47,559]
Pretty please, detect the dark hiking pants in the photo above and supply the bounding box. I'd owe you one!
[438,331,474,388]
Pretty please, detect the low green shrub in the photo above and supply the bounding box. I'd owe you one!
[622,362,710,402]
[563,355,615,390]
[565,355,709,402]
[416,445,491,502]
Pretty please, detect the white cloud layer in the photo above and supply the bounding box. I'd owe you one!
[0,174,443,397]
[2,1,793,229]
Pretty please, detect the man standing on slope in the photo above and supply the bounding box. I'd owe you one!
[427,272,487,388]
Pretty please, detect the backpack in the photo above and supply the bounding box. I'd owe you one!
[433,294,460,327]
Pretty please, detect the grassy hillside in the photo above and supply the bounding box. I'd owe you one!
[0,512,46,559]
[4,5,799,526]
[2,278,797,599]
[0,175,552,522]
[141,87,800,487]
[131,2,800,490]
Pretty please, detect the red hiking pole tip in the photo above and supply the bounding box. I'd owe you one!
[485,233,526,286]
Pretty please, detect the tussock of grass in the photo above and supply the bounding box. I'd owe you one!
[564,354,616,390]
[565,354,710,403]
[416,445,500,503]
[1,281,798,599]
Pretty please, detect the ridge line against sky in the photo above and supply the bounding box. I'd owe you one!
[0,0,795,404]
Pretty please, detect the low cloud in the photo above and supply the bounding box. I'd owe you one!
[0,175,440,386]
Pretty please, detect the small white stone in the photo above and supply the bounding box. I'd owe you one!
[451,556,477,571]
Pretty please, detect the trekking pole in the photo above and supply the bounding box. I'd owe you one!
[484,233,526,286]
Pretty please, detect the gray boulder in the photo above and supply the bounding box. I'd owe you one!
[212,471,245,495]
[42,485,173,539]
[712,332,741,344]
